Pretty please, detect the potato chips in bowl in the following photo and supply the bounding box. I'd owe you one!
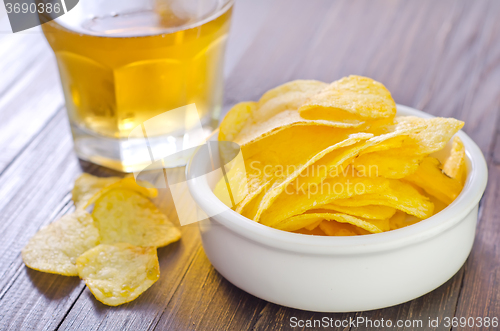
[187,75,487,311]
[214,75,467,236]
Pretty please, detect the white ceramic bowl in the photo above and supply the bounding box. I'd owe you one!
[186,105,488,312]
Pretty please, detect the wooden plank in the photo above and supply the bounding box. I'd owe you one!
[0,197,87,331]
[440,0,500,328]
[0,58,64,172]
[57,225,203,331]
[236,269,463,331]
[0,111,86,330]
[153,248,269,331]
[453,136,500,329]
[222,0,334,112]
[354,269,465,331]
[223,0,275,77]
[153,246,354,331]
[0,30,52,97]
[0,33,64,173]
[0,111,76,291]
[251,305,353,331]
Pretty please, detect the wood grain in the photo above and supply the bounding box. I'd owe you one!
[0,31,64,173]
[454,157,500,330]
[0,0,499,330]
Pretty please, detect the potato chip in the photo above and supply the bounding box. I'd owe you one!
[299,75,397,121]
[83,176,158,209]
[239,181,272,219]
[443,136,467,185]
[213,157,249,208]
[293,226,327,236]
[319,220,370,236]
[394,117,464,154]
[260,171,434,227]
[353,149,425,179]
[220,81,347,147]
[92,189,181,248]
[304,219,323,231]
[22,210,99,276]
[428,195,448,215]
[404,156,463,205]
[226,126,368,215]
[233,109,363,147]
[254,80,328,125]
[274,212,388,233]
[388,211,421,230]
[76,243,159,306]
[317,204,396,220]
[329,190,434,219]
[251,133,373,221]
[72,173,121,209]
[274,213,324,232]
[350,117,462,179]
[257,80,328,110]
[360,134,406,154]
[277,119,426,200]
[285,121,425,193]
[219,102,257,142]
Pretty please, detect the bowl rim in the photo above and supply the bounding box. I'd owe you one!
[186,104,488,255]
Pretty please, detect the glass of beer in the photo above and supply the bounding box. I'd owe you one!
[41,0,233,172]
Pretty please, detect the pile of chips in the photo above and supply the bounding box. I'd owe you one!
[215,75,467,236]
[22,174,181,306]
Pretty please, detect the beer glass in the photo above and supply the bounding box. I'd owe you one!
[41,0,233,171]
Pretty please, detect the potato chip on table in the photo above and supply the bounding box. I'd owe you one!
[22,210,99,276]
[22,173,180,306]
[72,173,121,210]
[76,243,160,306]
[83,176,158,209]
[92,189,181,248]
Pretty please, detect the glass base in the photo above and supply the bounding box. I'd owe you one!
[71,124,213,173]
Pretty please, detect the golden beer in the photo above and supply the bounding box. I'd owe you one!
[41,0,233,171]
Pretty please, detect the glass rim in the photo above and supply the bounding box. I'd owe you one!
[49,0,234,38]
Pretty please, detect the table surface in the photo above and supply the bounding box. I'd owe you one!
[0,0,499,330]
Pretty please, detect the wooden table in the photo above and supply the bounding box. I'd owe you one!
[1,0,499,330]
